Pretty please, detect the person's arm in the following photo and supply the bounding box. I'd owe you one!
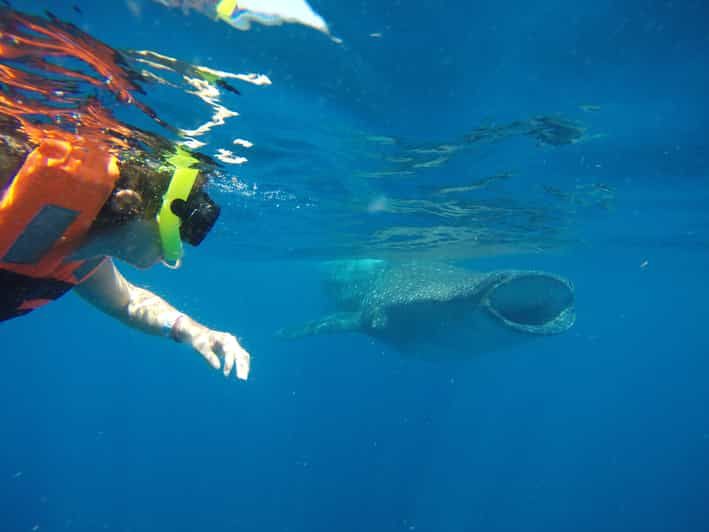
[75,258,250,380]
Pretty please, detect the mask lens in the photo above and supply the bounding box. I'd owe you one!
[170,191,220,246]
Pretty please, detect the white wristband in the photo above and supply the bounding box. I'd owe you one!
[159,311,184,338]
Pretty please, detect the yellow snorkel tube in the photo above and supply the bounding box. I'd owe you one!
[157,148,200,269]
[216,0,239,21]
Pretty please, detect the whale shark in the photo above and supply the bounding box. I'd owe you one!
[279,260,576,358]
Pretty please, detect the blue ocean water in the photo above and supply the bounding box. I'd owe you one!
[2,1,709,531]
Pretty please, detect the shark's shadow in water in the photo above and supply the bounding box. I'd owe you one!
[279,260,576,358]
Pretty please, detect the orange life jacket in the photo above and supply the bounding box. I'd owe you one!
[0,138,119,320]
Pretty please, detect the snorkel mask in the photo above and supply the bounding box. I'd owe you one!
[156,148,221,268]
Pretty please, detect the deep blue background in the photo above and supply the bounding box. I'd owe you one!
[2,1,709,531]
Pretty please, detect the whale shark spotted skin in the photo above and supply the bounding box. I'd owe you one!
[280,260,576,358]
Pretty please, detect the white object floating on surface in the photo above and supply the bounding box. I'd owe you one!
[153,1,337,39]
[216,0,330,34]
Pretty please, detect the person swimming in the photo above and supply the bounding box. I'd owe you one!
[0,7,249,380]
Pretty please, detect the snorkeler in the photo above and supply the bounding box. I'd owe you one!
[0,8,249,380]
[0,129,250,380]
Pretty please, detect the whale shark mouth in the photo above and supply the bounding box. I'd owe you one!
[486,273,575,334]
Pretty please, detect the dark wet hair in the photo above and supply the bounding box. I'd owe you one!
[91,156,174,230]
[91,144,212,231]
[0,119,31,193]
[0,122,212,232]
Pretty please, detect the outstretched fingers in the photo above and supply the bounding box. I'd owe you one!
[193,336,221,370]
[223,346,235,377]
[214,334,250,381]
[188,329,250,380]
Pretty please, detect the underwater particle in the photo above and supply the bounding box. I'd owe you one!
[125,0,142,18]
[366,135,396,145]
[580,104,601,112]
[640,259,649,269]
[369,32,382,38]
[12,471,23,479]
[367,196,389,213]
[31,525,39,531]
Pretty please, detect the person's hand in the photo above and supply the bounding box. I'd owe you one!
[173,316,250,380]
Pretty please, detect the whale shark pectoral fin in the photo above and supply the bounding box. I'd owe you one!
[277,312,362,339]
